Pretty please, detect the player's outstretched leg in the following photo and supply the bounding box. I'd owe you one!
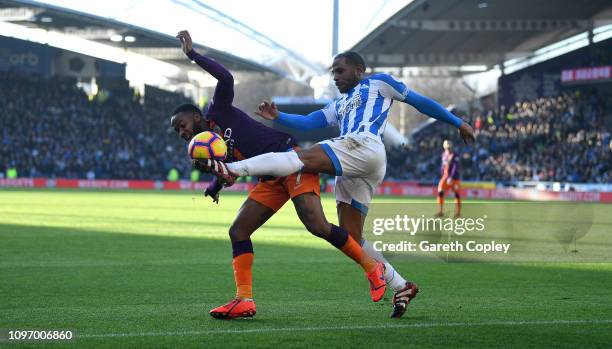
[338,202,419,317]
[193,151,305,180]
[361,239,420,317]
[194,145,338,184]
[192,149,309,186]
[292,193,386,302]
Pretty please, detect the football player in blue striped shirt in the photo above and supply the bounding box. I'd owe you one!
[195,51,475,317]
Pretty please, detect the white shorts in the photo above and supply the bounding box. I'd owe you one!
[318,134,386,214]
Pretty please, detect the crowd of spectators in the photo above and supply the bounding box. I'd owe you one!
[2,72,610,184]
[387,89,611,184]
[1,72,191,180]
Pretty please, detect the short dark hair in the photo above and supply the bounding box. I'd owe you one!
[171,103,202,117]
[334,51,366,71]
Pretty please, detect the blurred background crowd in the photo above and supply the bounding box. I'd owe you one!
[1,72,190,180]
[2,71,611,184]
[388,90,611,184]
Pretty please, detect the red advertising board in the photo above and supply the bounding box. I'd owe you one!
[0,178,255,192]
[1,178,610,203]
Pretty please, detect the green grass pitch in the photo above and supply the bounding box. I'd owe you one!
[1,188,611,348]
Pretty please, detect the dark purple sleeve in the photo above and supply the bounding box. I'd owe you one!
[448,156,458,178]
[205,177,224,197]
[186,50,234,107]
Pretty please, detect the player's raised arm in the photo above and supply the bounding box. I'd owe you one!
[371,73,475,144]
[176,30,234,107]
[404,90,475,144]
[255,100,336,131]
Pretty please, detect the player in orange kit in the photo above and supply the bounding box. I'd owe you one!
[436,140,462,217]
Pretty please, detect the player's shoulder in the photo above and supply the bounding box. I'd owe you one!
[324,99,339,109]
[367,73,404,86]
[366,73,408,96]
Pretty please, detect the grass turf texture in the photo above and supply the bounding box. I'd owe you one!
[1,188,611,348]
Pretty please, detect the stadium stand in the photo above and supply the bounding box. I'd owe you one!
[0,0,612,188]
[0,71,190,180]
[387,89,611,184]
[3,69,609,185]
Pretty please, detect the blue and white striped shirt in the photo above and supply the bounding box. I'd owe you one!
[274,73,463,136]
[321,73,409,138]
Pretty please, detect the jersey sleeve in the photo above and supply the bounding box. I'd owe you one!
[448,158,458,178]
[205,177,224,197]
[404,90,464,128]
[276,110,329,130]
[186,49,234,108]
[320,100,338,126]
[369,73,410,101]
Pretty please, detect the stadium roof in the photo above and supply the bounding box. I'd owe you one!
[0,0,324,80]
[352,0,612,70]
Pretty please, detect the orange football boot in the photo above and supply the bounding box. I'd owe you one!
[366,262,386,302]
[209,298,256,319]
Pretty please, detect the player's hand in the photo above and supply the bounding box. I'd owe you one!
[176,30,193,54]
[458,122,475,145]
[204,188,220,204]
[255,100,279,120]
[446,178,452,185]
[219,178,234,188]
[192,159,209,173]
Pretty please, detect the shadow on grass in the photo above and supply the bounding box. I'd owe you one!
[2,223,612,334]
[0,210,307,233]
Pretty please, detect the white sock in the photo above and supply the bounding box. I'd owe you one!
[226,151,304,177]
[361,239,408,292]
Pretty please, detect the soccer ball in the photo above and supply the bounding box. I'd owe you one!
[188,131,227,160]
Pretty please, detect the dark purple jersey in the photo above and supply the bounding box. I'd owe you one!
[441,151,459,180]
[186,50,298,195]
[187,50,297,161]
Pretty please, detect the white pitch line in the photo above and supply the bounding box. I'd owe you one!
[79,319,612,338]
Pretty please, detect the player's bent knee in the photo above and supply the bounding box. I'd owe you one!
[296,146,335,175]
[228,224,251,242]
[438,191,444,197]
[299,213,330,237]
[293,194,331,237]
[304,220,329,238]
[295,149,314,168]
